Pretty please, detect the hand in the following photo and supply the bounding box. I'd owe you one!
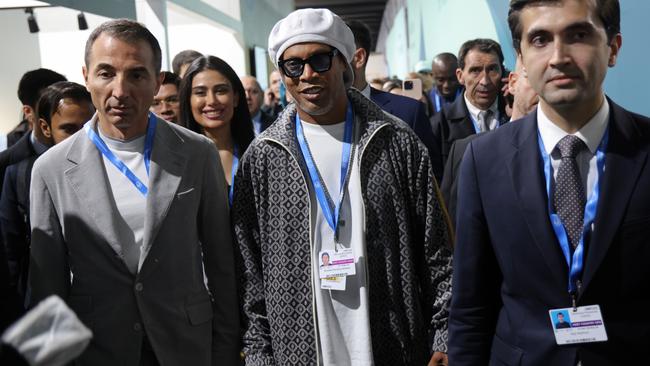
[428,351,448,366]
[501,76,511,98]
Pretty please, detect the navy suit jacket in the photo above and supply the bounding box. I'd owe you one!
[370,87,443,181]
[431,95,508,169]
[0,133,35,198]
[449,99,650,365]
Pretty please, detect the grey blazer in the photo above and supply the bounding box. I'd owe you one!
[28,117,239,366]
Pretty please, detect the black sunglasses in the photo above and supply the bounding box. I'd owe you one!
[278,49,339,78]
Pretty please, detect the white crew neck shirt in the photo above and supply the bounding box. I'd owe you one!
[300,119,374,366]
[97,125,148,274]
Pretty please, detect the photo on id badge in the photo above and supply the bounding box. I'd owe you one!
[551,310,572,330]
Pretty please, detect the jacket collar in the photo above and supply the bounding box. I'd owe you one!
[508,98,649,297]
[259,88,391,157]
[64,116,187,277]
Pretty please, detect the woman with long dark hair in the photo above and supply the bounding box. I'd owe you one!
[179,56,254,203]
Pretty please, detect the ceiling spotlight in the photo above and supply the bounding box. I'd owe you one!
[78,12,88,30]
[25,8,39,33]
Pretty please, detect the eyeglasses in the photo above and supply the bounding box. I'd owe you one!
[278,49,339,78]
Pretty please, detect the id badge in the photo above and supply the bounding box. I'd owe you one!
[321,276,346,291]
[318,248,356,279]
[549,305,608,345]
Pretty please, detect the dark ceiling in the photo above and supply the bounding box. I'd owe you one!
[295,0,388,51]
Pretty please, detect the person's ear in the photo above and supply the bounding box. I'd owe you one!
[608,33,622,67]
[352,48,367,70]
[456,68,465,86]
[39,118,52,139]
[508,71,518,95]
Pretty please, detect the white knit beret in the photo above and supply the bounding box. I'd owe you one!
[268,8,356,87]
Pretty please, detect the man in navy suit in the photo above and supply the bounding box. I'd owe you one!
[346,20,443,181]
[449,0,650,364]
[431,38,509,167]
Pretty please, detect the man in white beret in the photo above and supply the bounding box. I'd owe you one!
[232,8,453,366]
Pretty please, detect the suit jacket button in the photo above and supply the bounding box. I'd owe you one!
[135,283,144,292]
[134,322,142,331]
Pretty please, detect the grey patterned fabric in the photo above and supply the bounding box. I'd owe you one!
[232,88,453,366]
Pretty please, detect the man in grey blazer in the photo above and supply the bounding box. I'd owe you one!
[28,19,239,365]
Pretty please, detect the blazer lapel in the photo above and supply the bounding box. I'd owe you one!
[448,99,477,140]
[580,100,648,292]
[64,124,132,274]
[138,121,187,274]
[507,115,568,288]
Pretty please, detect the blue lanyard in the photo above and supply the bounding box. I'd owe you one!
[433,88,461,113]
[295,103,354,240]
[537,127,608,296]
[85,113,157,197]
[229,145,239,206]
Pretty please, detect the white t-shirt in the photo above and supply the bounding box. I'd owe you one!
[98,127,148,275]
[300,119,374,366]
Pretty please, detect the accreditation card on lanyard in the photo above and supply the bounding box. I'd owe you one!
[295,103,356,291]
[538,127,609,345]
[85,112,157,197]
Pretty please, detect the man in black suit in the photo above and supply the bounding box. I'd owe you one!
[0,69,66,192]
[431,38,509,167]
[346,19,443,181]
[441,57,538,226]
[241,75,275,136]
[1,81,93,309]
[449,0,650,364]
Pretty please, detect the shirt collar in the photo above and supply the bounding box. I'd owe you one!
[252,111,262,123]
[537,97,609,156]
[464,92,498,122]
[361,84,371,99]
[30,130,49,155]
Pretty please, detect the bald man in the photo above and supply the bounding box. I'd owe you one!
[241,76,275,135]
[429,53,462,114]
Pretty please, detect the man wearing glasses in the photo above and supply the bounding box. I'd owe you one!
[150,71,181,125]
[232,8,453,366]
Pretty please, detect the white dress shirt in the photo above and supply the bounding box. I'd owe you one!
[537,99,610,201]
[464,93,499,132]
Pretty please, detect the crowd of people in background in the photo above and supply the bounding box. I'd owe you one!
[0,0,648,365]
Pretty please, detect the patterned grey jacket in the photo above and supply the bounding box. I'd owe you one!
[232,88,453,366]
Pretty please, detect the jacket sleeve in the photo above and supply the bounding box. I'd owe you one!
[231,147,276,366]
[1,166,24,290]
[411,102,444,183]
[448,142,502,365]
[440,140,457,225]
[28,162,70,306]
[198,141,241,366]
[411,133,454,354]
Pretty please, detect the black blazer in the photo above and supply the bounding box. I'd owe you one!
[0,133,35,197]
[1,155,37,303]
[259,109,276,134]
[431,96,508,168]
[370,87,443,181]
[449,99,650,365]
[440,133,481,228]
